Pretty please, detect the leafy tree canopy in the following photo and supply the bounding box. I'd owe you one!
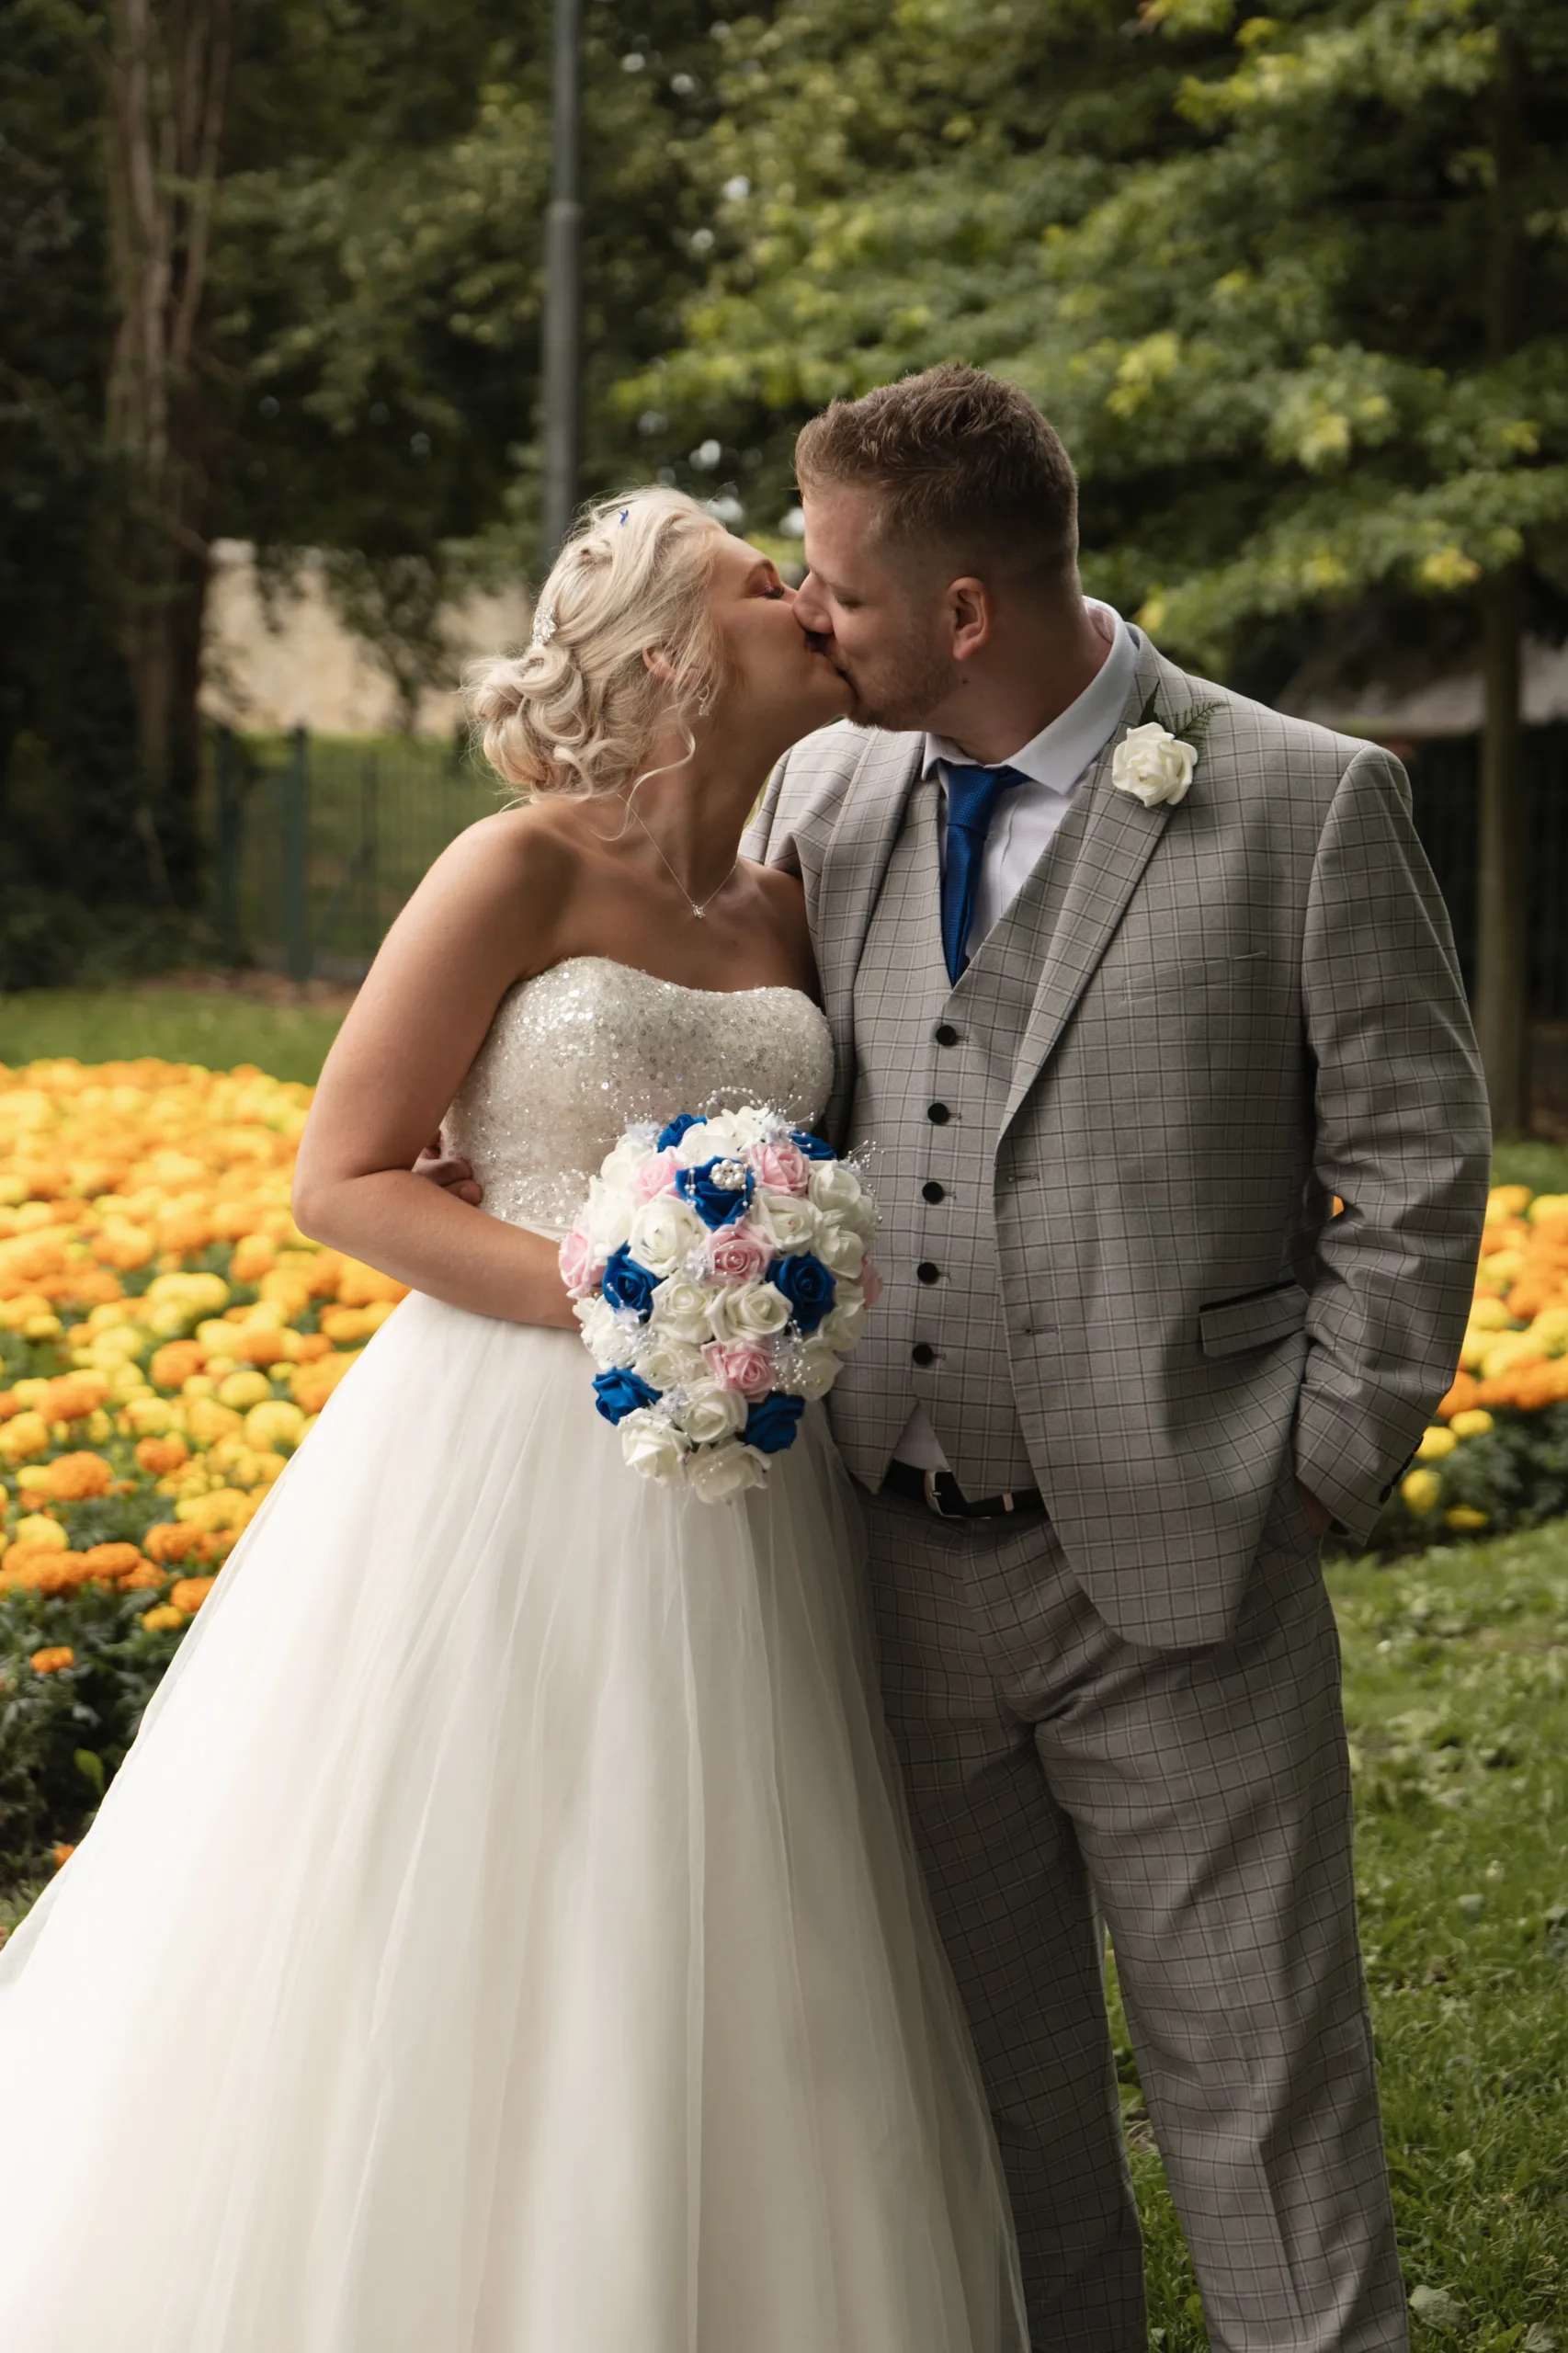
[628,0,1568,697]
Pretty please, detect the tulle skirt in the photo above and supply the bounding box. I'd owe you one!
[0,1292,1026,2351]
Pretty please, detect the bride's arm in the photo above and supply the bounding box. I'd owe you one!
[291,814,579,1330]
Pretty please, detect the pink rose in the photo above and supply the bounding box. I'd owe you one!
[705,1221,773,1283]
[629,1148,681,1204]
[748,1141,811,1197]
[859,1256,883,1308]
[702,1338,776,1401]
[559,1225,597,1297]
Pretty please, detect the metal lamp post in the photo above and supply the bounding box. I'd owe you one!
[541,0,583,569]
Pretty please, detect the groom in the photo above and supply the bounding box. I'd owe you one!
[741,368,1488,2352]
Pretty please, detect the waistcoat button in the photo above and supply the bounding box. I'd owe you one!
[933,1022,960,1047]
[926,1102,951,1124]
[916,1262,940,1285]
[922,1181,946,1203]
[911,1342,936,1368]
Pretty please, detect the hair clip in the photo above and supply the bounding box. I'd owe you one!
[530,605,557,647]
[618,507,630,526]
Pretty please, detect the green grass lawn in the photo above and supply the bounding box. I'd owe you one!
[0,987,347,1086]
[1124,1522,1568,2350]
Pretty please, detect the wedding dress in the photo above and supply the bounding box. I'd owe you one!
[0,956,1027,2353]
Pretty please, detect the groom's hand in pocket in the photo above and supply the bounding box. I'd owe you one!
[412,1135,484,1207]
[1295,1481,1334,1539]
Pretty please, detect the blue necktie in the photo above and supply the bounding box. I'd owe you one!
[939,764,1024,983]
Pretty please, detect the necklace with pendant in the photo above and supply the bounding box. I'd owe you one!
[624,798,739,921]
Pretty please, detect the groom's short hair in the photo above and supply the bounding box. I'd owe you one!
[794,365,1079,601]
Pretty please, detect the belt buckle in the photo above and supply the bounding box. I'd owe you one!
[922,1469,957,1520]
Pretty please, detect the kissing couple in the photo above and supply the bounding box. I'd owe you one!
[0,367,1487,2352]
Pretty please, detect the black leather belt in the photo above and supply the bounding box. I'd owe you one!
[883,1461,1045,1521]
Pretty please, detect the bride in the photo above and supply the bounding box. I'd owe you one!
[0,489,1027,2352]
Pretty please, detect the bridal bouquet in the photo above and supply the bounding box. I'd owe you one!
[560,1107,881,1503]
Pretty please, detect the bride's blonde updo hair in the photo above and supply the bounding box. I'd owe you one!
[467,487,726,799]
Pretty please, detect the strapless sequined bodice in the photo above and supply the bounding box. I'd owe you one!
[444,956,834,1231]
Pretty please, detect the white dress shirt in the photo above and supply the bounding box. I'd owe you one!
[893,599,1137,1480]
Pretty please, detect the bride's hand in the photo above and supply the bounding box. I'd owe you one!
[413,1136,484,1208]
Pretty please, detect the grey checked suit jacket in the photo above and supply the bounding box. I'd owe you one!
[745,633,1491,1649]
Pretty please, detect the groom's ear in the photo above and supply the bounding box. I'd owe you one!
[948,577,993,664]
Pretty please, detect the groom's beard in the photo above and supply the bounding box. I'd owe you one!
[833,641,957,734]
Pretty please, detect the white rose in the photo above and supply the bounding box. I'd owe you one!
[1110,722,1196,810]
[675,1378,748,1448]
[598,1129,658,1187]
[707,1280,792,1345]
[756,1191,818,1253]
[703,1105,770,1154]
[808,1161,861,1218]
[815,1224,865,1280]
[619,1408,689,1486]
[638,1335,707,1393]
[629,1194,707,1277]
[575,1294,637,1370]
[816,1297,865,1350]
[778,1340,841,1401]
[650,1275,715,1344]
[584,1174,633,1255]
[686,1439,768,1505]
[674,1120,719,1165]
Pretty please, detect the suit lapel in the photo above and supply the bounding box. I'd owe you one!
[811,732,925,1134]
[998,638,1195,1136]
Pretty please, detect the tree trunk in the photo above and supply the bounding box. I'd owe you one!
[1476,567,1528,1131]
[1473,26,1528,1132]
[103,0,235,903]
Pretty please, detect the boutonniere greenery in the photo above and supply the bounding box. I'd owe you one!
[1109,690,1220,810]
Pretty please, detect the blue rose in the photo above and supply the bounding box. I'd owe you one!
[656,1110,702,1152]
[789,1127,835,1161]
[676,1157,756,1230]
[744,1392,805,1455]
[593,1367,661,1426]
[767,1252,836,1334]
[601,1244,659,1321]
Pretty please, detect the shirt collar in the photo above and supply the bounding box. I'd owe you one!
[921,600,1139,798]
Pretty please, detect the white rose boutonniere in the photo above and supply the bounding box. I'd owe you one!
[1110,692,1218,811]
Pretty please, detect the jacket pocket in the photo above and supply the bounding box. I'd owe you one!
[1198,1279,1310,1360]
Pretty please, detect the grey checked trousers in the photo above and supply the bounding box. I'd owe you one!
[858,1476,1408,2353]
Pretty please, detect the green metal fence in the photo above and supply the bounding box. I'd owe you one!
[209,728,503,983]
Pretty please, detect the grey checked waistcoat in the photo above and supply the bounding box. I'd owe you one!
[842,775,1091,1499]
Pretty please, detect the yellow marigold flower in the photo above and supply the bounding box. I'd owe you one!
[185,1396,244,1447]
[167,1574,217,1615]
[1445,1506,1488,1532]
[1466,1297,1512,1332]
[141,1602,186,1631]
[1448,1409,1494,1438]
[0,1410,51,1462]
[21,1312,62,1340]
[217,1368,272,1411]
[1487,1183,1532,1219]
[174,1486,256,1535]
[14,1514,68,1552]
[1401,1469,1442,1515]
[28,1646,74,1675]
[1527,1193,1568,1224]
[1415,1427,1457,1461]
[244,1398,305,1453]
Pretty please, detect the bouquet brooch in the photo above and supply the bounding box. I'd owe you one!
[559,1106,881,1503]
